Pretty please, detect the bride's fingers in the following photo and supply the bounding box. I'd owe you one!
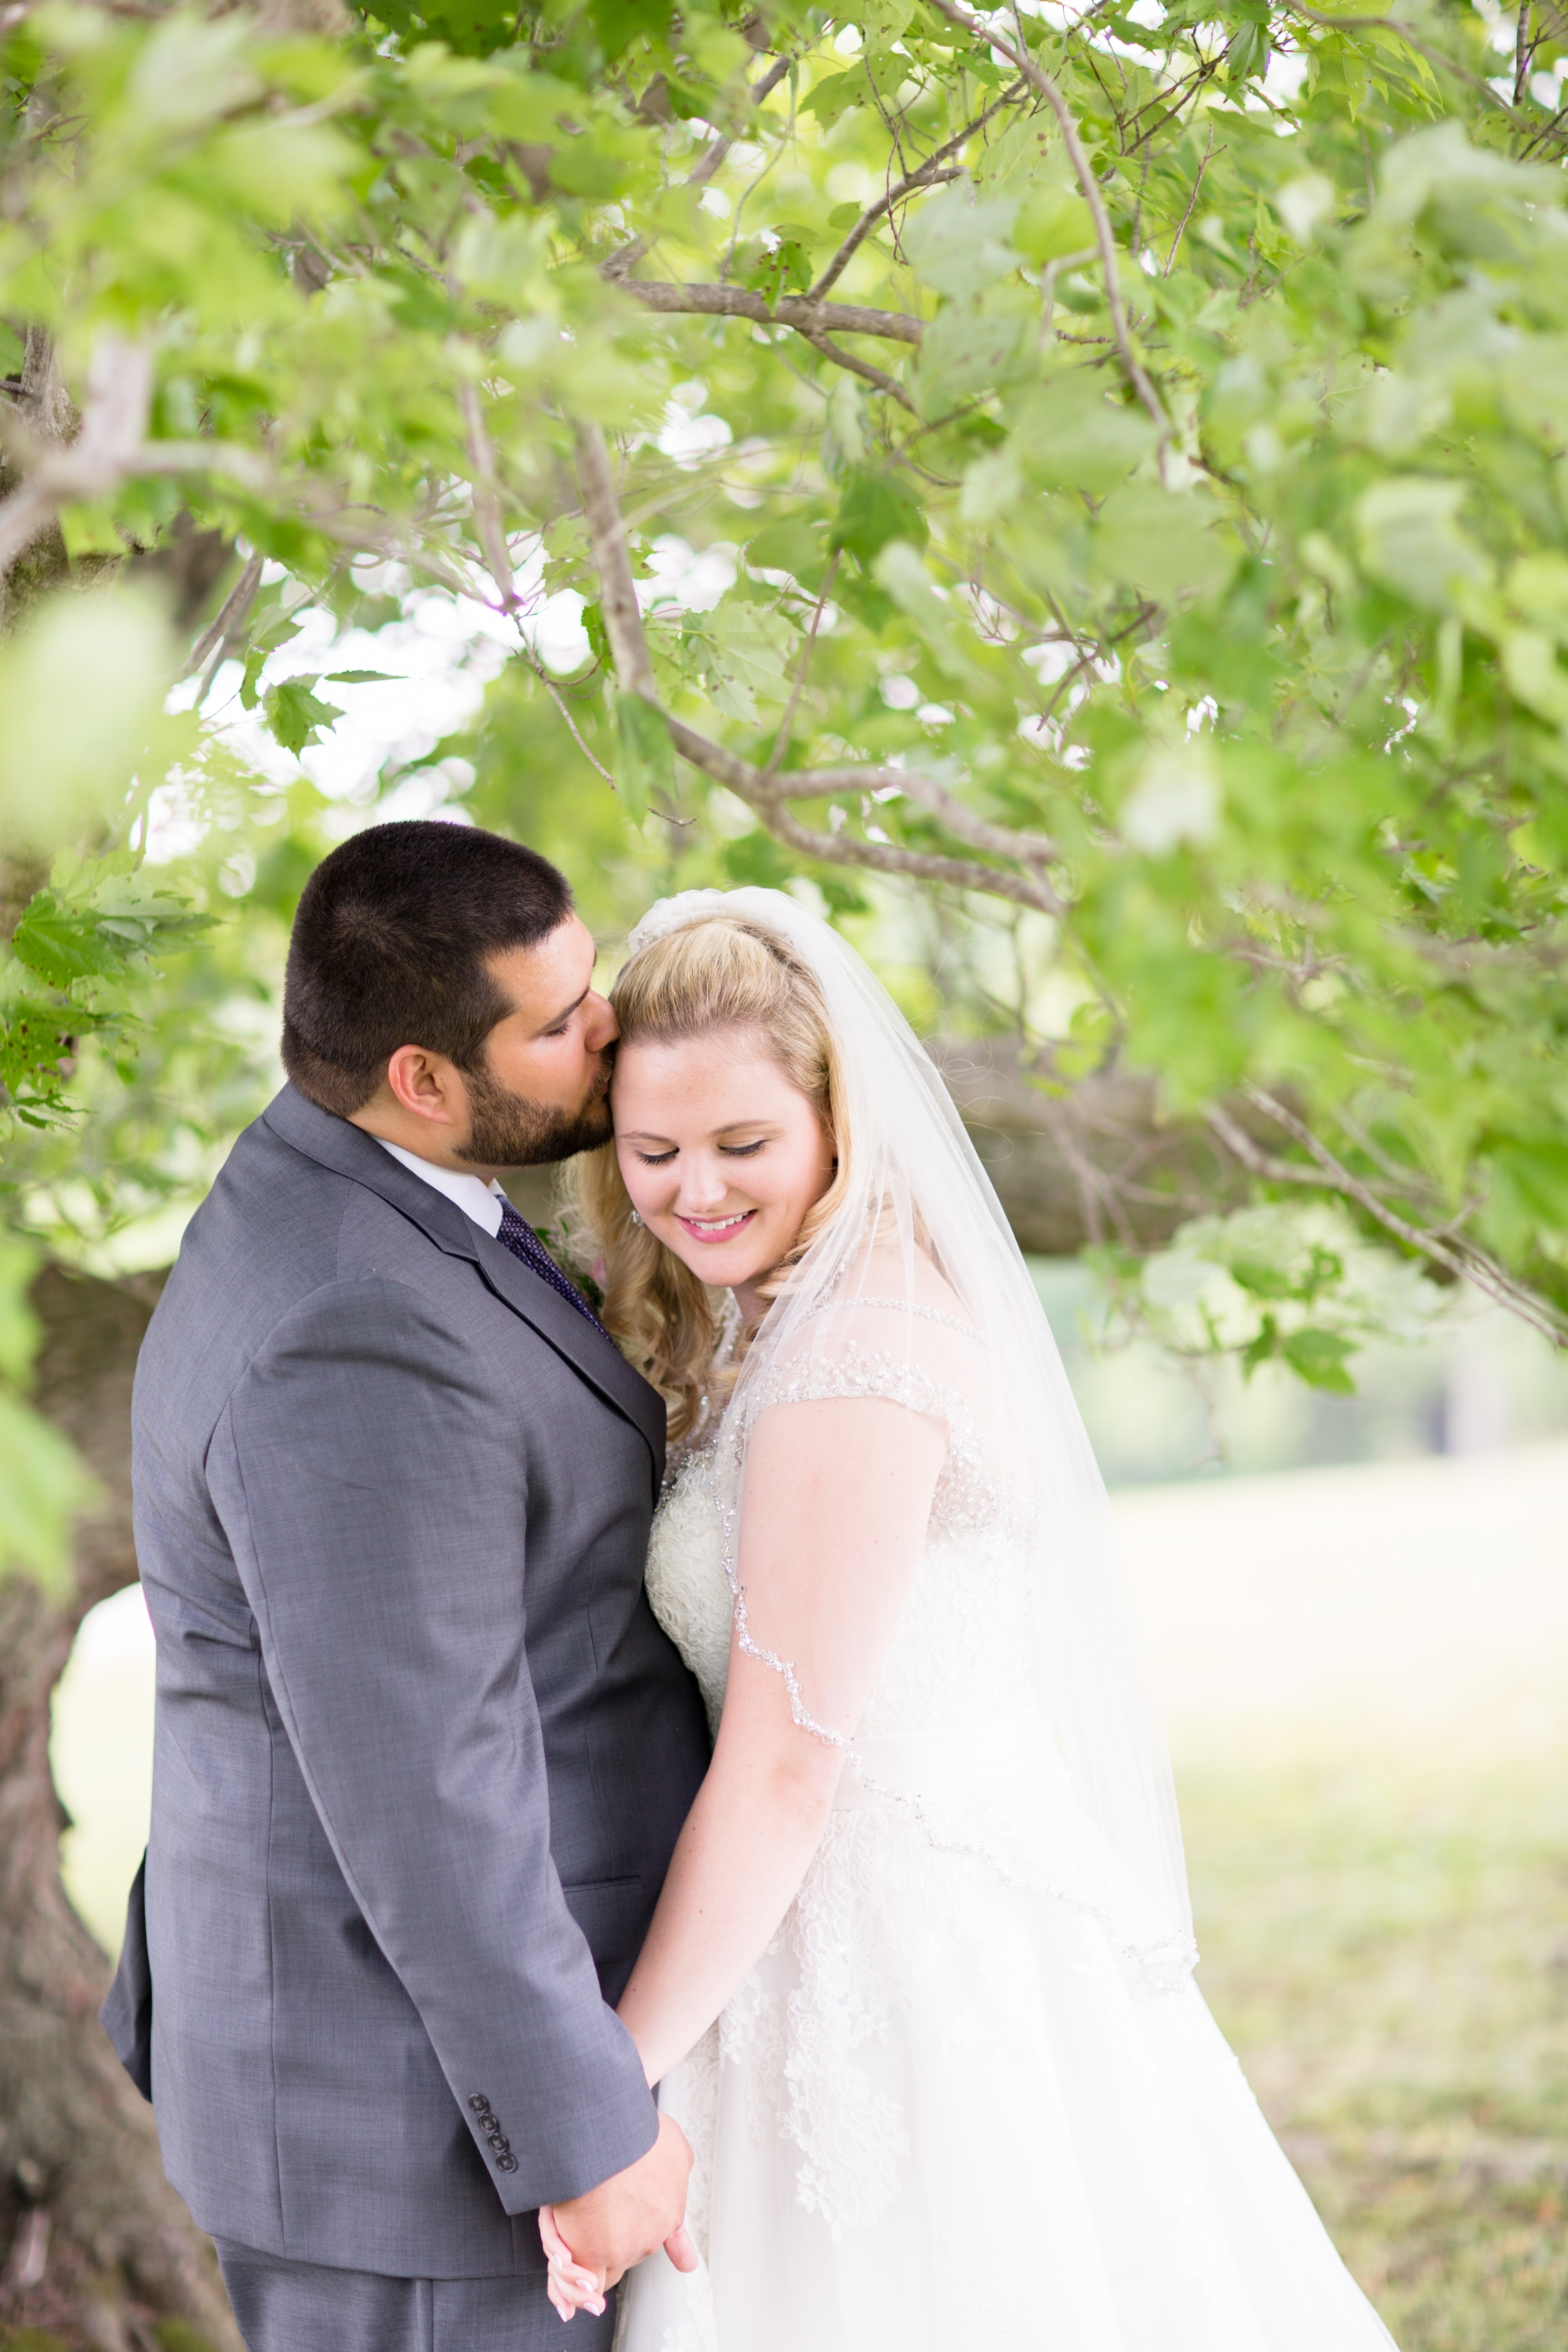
[539,2204,608,2319]
[547,2259,607,2316]
[549,2259,602,2302]
[538,2205,574,2266]
[663,2223,700,2274]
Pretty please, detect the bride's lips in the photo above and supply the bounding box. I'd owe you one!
[673,1207,757,1245]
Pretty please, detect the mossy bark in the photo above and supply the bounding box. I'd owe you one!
[0,1266,241,2352]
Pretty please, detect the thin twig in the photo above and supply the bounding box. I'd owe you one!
[573,413,1072,914]
[531,654,618,784]
[762,551,840,779]
[1208,1091,1568,1345]
[573,420,657,702]
[614,281,922,343]
[799,327,916,408]
[1163,122,1214,276]
[1514,0,1534,104]
[812,168,964,299]
[185,550,264,681]
[1040,245,1098,342]
[1277,0,1534,127]
[603,53,797,280]
[808,79,1025,299]
[921,0,1167,431]
[458,379,520,612]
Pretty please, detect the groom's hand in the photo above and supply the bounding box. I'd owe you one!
[551,2111,695,2290]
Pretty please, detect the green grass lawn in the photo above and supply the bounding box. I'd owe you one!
[1181,1744,1568,2350]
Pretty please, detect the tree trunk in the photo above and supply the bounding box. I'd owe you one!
[928,1036,1248,1255]
[0,1263,241,2352]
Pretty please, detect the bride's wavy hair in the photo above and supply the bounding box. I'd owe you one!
[574,914,851,1442]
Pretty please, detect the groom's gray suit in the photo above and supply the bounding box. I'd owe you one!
[103,1083,710,2340]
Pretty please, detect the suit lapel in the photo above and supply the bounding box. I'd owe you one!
[260,1086,666,1490]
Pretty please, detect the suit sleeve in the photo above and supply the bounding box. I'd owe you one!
[209,1276,657,2211]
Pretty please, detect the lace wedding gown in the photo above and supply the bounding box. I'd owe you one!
[613,1301,1397,2352]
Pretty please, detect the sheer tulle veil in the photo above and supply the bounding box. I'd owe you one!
[625,885,1195,1985]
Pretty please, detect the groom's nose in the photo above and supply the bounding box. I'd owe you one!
[583,991,619,1051]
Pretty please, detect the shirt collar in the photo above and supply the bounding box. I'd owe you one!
[374,1138,506,1238]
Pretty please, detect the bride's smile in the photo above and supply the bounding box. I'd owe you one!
[611,1033,836,1318]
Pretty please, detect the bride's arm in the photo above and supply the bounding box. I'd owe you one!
[616,1395,946,2089]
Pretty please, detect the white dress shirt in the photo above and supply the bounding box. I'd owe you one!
[375,1137,506,1238]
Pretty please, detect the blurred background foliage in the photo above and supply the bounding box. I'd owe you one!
[2,0,1567,1584]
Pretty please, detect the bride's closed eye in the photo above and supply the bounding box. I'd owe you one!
[631,1138,768,1165]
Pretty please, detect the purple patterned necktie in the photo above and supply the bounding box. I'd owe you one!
[494,1196,608,1338]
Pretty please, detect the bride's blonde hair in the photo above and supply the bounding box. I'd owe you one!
[575,914,850,1442]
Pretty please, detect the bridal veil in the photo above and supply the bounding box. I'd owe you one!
[623,885,1196,1995]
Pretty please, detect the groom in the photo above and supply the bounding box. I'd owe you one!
[103,820,711,2350]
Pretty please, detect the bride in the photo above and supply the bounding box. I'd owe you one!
[541,887,1396,2351]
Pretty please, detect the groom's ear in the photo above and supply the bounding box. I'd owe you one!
[378,1044,469,1131]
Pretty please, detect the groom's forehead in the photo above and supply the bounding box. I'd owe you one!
[485,911,593,1015]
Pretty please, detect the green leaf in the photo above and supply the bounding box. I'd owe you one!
[1013,183,1096,265]
[325,670,401,684]
[1280,1328,1359,1392]
[263,678,344,756]
[688,603,797,724]
[1011,375,1156,495]
[0,1235,94,1591]
[901,186,1022,297]
[0,996,96,1118]
[913,302,1027,416]
[0,1385,96,1592]
[589,0,672,62]
[1093,486,1237,603]
[613,690,675,822]
[9,904,122,989]
[746,518,829,590]
[1354,478,1493,612]
[799,67,866,126]
[239,647,269,711]
[830,472,929,567]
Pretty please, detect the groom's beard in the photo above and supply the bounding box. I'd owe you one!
[456,1054,613,1168]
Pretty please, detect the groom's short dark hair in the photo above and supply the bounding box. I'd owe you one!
[281,821,574,1117]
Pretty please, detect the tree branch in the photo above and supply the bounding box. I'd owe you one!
[573,419,1068,911]
[761,550,840,777]
[1207,1089,1568,1345]
[573,419,657,702]
[797,327,916,408]
[604,52,797,281]
[920,0,1167,431]
[1276,0,1535,128]
[1163,122,1214,277]
[808,78,1024,299]
[614,281,924,343]
[0,336,154,574]
[458,378,521,612]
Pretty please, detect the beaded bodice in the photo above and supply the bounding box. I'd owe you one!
[647,1413,1036,1748]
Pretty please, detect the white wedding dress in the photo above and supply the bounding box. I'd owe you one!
[607,887,1397,2352]
[615,1309,1396,2352]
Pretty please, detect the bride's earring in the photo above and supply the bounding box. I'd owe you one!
[629,1208,642,1226]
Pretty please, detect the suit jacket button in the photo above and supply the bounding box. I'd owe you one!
[497,2154,518,2174]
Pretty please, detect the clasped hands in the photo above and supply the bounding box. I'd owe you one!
[539,2111,699,2324]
